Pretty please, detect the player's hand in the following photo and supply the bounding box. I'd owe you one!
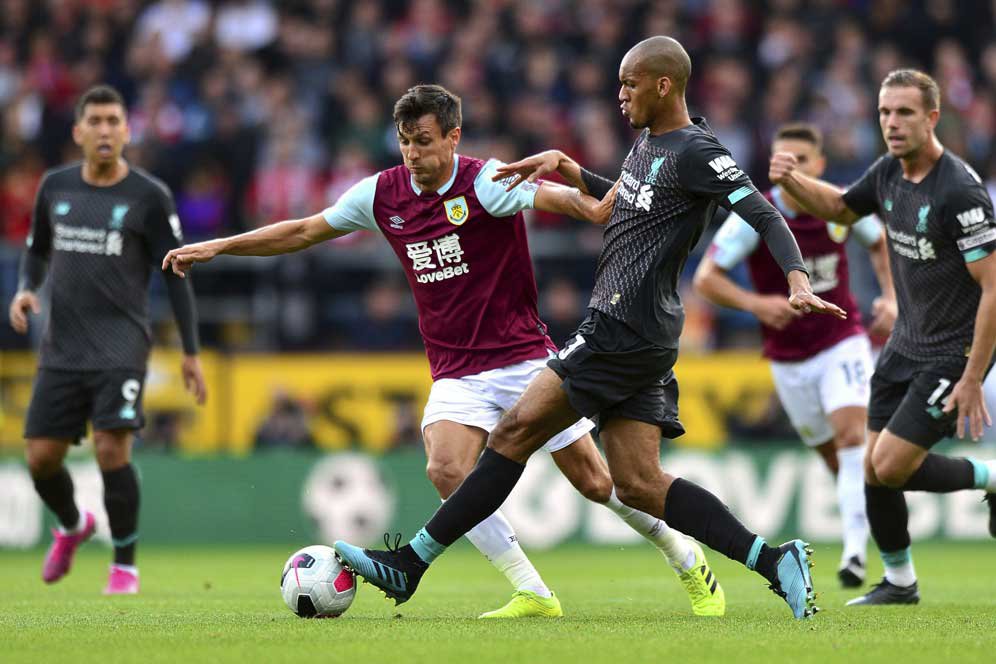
[943,376,991,441]
[8,290,40,334]
[492,150,563,191]
[868,295,898,337]
[750,294,803,330]
[162,240,222,278]
[589,179,620,225]
[788,290,847,319]
[769,152,799,185]
[181,354,207,405]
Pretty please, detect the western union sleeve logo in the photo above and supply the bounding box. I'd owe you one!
[444,196,469,226]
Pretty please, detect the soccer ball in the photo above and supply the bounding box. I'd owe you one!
[280,545,356,618]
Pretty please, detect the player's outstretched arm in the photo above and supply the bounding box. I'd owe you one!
[693,256,802,330]
[770,152,860,225]
[492,150,616,198]
[532,180,618,225]
[163,214,346,278]
[944,252,996,440]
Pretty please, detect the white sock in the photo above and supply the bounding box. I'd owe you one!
[984,459,996,491]
[604,489,695,571]
[836,446,869,565]
[882,548,916,587]
[464,509,552,598]
[58,511,87,536]
[111,563,138,576]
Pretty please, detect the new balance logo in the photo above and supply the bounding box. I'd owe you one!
[708,156,736,173]
[389,215,405,229]
[957,207,986,228]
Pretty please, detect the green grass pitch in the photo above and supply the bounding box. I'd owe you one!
[1,541,993,663]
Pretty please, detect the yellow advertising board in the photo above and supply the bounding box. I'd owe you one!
[1,350,775,453]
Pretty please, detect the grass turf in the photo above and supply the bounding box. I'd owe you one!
[1,541,993,663]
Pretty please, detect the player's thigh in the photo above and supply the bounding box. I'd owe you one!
[599,417,671,516]
[91,369,147,435]
[867,345,915,438]
[24,369,91,445]
[489,368,582,463]
[770,358,831,447]
[818,335,873,448]
[422,420,488,497]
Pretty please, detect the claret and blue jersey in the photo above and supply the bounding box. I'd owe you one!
[322,155,557,380]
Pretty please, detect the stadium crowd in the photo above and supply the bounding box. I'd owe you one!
[1,0,995,353]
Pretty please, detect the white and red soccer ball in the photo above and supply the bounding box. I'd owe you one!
[280,545,356,618]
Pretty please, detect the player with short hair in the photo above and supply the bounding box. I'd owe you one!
[9,84,206,595]
[769,69,996,605]
[693,122,897,588]
[333,37,846,620]
[164,84,726,619]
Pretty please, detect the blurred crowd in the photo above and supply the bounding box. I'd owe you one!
[1,0,996,354]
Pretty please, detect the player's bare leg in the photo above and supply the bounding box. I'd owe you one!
[334,369,579,604]
[553,433,725,615]
[27,438,96,583]
[93,429,140,595]
[423,420,560,618]
[599,417,817,619]
[827,406,870,587]
[850,428,996,606]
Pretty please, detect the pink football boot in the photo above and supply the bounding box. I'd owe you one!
[103,564,139,595]
[42,511,96,583]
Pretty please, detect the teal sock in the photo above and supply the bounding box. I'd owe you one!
[969,458,990,489]
[410,528,446,564]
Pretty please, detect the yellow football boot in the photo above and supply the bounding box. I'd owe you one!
[478,590,564,619]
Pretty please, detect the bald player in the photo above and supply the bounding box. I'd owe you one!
[334,36,845,621]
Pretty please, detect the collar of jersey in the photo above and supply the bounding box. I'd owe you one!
[771,186,797,219]
[410,154,460,197]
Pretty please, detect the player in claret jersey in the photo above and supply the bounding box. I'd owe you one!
[694,122,898,588]
[334,37,847,621]
[770,69,996,606]
[164,84,727,619]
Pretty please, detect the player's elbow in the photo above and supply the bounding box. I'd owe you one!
[691,263,717,299]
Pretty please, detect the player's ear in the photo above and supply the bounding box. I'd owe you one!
[448,126,461,148]
[71,121,84,147]
[927,107,940,129]
[657,76,672,99]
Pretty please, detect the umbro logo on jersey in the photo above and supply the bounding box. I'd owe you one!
[389,215,405,229]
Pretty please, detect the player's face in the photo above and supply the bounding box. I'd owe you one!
[73,103,130,165]
[397,114,461,191]
[771,138,825,179]
[618,57,659,129]
[878,85,939,159]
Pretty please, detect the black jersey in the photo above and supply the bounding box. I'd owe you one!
[842,151,996,361]
[24,163,194,370]
[589,117,804,348]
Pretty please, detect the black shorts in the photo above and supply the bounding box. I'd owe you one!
[547,310,685,438]
[24,368,146,443]
[868,345,991,448]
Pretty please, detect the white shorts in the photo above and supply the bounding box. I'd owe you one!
[421,355,595,453]
[770,334,873,447]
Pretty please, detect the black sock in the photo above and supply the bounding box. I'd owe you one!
[102,464,140,566]
[865,483,910,553]
[423,447,524,546]
[663,477,781,583]
[32,466,80,530]
[901,454,975,492]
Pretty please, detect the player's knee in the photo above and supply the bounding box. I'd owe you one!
[25,449,61,478]
[871,456,911,489]
[613,475,656,512]
[425,459,467,497]
[489,410,541,461]
[575,472,613,504]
